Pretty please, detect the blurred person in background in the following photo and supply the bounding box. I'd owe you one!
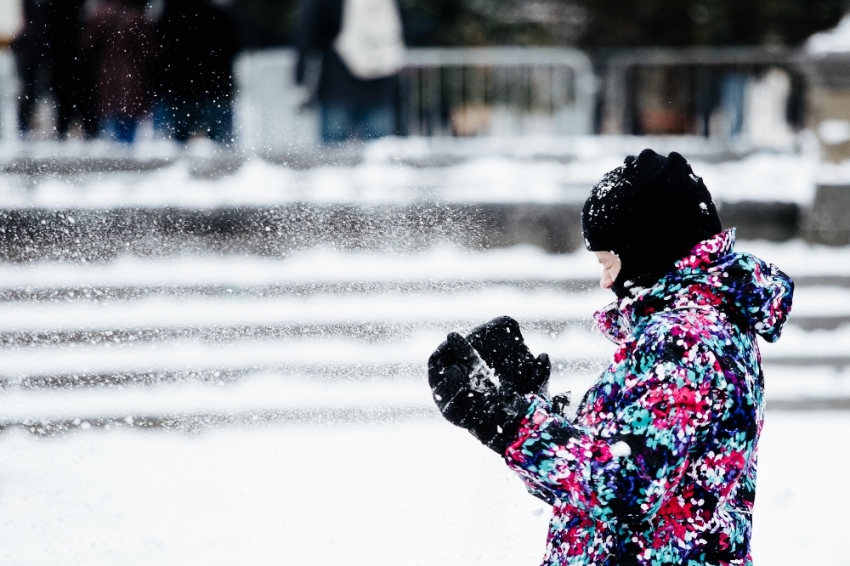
[82,0,155,144]
[10,0,50,137]
[48,0,98,139]
[294,0,405,144]
[152,0,239,146]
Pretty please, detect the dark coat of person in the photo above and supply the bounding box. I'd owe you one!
[152,0,238,105]
[47,0,97,136]
[81,0,155,119]
[10,0,50,65]
[10,0,51,132]
[294,0,399,106]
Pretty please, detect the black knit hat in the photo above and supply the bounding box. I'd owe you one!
[582,149,722,297]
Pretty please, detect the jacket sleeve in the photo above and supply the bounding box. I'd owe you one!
[504,324,717,523]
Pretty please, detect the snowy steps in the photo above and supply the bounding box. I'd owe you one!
[8,406,437,437]
[11,397,850,439]
[1,248,849,435]
[0,318,597,348]
[0,311,847,349]
[0,278,599,301]
[0,274,845,302]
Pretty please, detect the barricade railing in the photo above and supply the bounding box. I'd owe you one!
[234,47,597,151]
[400,47,596,137]
[0,46,812,151]
[601,46,803,145]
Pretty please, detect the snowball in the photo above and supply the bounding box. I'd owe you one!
[610,441,631,457]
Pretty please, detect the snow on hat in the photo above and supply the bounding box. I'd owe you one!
[582,149,722,297]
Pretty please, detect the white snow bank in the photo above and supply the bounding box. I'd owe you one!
[0,372,438,422]
[0,368,596,423]
[784,286,850,316]
[1,236,848,293]
[0,327,613,379]
[0,288,608,332]
[736,239,850,276]
[363,134,751,162]
[696,152,817,204]
[0,245,601,287]
[1,361,845,424]
[0,145,822,207]
[812,158,850,185]
[0,279,842,336]
[766,366,850,400]
[760,325,850,358]
[3,283,840,331]
[0,308,842,381]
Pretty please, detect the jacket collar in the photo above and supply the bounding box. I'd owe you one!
[595,230,736,344]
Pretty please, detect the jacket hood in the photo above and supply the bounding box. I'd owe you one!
[595,229,794,344]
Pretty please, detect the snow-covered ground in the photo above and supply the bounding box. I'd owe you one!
[0,237,847,563]
[1,141,849,564]
[0,413,847,566]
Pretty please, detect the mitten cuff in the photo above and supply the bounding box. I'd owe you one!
[477,393,532,455]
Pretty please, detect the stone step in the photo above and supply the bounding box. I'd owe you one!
[0,274,845,304]
[0,355,612,390]
[0,279,599,302]
[3,354,847,392]
[0,406,437,437]
[0,200,802,262]
[4,395,849,438]
[0,277,841,330]
[0,319,595,348]
[0,313,843,350]
[0,289,607,331]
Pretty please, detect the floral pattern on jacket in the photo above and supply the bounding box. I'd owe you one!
[505,229,793,566]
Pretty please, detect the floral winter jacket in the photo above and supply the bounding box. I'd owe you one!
[504,230,793,566]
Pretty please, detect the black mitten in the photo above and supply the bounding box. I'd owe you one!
[428,332,529,454]
[464,316,551,398]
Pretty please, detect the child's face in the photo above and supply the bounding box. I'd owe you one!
[594,251,621,291]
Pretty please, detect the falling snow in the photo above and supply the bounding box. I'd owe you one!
[0,141,847,564]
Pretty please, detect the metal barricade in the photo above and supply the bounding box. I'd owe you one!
[234,47,598,151]
[401,47,596,137]
[601,46,802,145]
